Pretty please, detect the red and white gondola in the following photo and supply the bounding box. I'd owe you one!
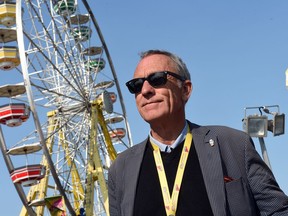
[0,103,30,127]
[10,164,46,187]
[109,128,126,143]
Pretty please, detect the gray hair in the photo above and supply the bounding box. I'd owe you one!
[139,49,191,80]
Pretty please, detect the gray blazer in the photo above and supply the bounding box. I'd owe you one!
[108,122,288,216]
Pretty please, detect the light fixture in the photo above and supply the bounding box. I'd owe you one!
[242,105,285,170]
[243,115,268,137]
[268,113,285,136]
[243,105,285,137]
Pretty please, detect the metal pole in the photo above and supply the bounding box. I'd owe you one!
[258,137,272,170]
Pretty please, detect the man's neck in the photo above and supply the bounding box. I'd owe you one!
[150,119,186,145]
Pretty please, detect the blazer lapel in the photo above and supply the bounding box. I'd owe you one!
[192,125,227,216]
[121,140,147,216]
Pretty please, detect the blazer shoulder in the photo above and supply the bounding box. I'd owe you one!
[190,122,253,149]
[111,139,147,165]
[200,124,250,139]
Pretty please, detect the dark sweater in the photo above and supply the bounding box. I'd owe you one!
[133,141,214,216]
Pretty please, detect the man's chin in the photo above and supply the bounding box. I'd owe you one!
[143,115,165,125]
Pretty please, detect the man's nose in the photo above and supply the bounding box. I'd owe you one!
[141,80,155,95]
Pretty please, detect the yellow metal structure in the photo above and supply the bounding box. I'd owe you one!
[96,101,117,161]
[84,101,112,216]
[20,99,117,215]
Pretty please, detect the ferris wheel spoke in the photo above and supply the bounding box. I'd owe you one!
[22,32,87,100]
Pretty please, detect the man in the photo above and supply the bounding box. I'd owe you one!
[108,49,288,216]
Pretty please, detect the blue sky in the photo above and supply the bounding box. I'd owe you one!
[1,0,288,214]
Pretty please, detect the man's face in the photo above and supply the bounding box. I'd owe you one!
[133,54,191,124]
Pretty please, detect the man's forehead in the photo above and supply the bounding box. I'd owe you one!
[134,55,176,77]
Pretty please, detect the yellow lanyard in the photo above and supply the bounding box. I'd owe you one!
[151,126,192,216]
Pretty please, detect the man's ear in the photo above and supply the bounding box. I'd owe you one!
[182,80,192,103]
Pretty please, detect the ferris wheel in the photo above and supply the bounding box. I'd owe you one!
[0,0,132,215]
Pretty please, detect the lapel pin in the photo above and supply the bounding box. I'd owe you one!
[209,139,215,147]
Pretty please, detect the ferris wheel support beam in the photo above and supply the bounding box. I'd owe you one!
[0,126,36,216]
[84,102,110,215]
[96,102,117,161]
[16,1,76,215]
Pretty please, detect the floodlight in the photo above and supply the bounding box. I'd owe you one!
[243,115,268,137]
[268,113,285,136]
[242,105,285,170]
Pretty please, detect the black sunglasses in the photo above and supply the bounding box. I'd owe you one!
[126,71,186,94]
